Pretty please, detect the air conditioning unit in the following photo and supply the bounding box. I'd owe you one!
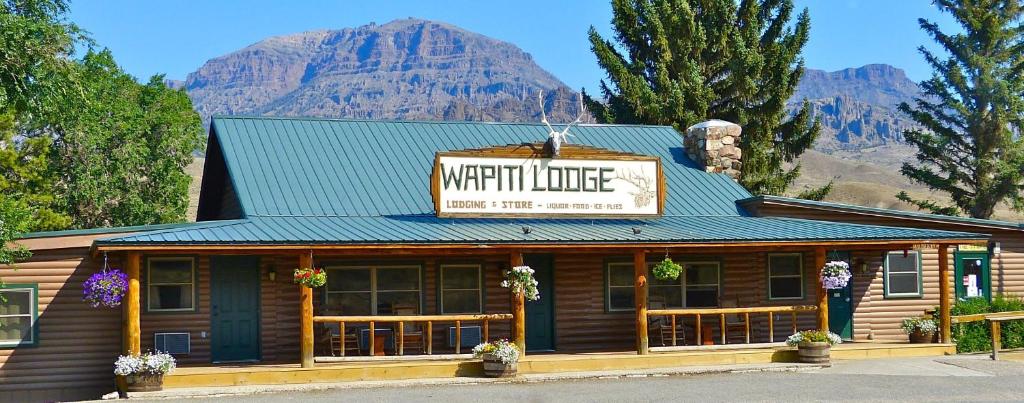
[154,332,191,355]
[447,326,482,348]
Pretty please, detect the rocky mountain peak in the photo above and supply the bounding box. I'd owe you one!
[182,18,580,126]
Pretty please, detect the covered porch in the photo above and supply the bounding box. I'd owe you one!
[96,237,969,373]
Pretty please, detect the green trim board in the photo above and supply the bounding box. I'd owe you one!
[883,251,924,299]
[0,283,39,348]
[144,256,199,314]
[20,222,212,240]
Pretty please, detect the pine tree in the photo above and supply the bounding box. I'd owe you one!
[585,0,822,197]
[897,0,1024,219]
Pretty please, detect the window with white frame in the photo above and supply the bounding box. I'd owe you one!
[648,262,721,308]
[440,264,482,314]
[606,262,635,311]
[0,285,37,347]
[885,251,922,297]
[768,253,804,300]
[147,257,195,311]
[325,266,421,315]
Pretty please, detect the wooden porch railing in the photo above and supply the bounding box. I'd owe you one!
[646,305,819,347]
[951,310,1024,360]
[312,313,513,357]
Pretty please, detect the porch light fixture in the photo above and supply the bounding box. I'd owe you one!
[990,241,1001,256]
[267,268,277,281]
[855,258,868,274]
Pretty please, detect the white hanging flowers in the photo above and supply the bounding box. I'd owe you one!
[821,261,853,290]
[502,265,540,301]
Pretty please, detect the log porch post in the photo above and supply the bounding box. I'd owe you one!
[814,246,829,332]
[300,252,314,368]
[634,250,649,355]
[510,252,526,354]
[125,252,142,355]
[939,244,952,343]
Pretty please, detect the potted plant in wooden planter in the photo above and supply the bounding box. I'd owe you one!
[472,339,520,378]
[902,317,938,343]
[114,351,176,392]
[786,330,843,364]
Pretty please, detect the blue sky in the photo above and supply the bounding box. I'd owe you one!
[70,1,956,91]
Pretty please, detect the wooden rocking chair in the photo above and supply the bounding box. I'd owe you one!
[393,305,425,355]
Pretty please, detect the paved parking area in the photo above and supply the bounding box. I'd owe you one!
[138,356,1024,402]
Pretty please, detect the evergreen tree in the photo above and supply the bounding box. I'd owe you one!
[586,0,822,197]
[897,0,1024,219]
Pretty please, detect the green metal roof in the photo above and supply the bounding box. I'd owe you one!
[96,216,986,245]
[742,195,1024,231]
[18,222,219,240]
[203,116,751,218]
[95,116,989,246]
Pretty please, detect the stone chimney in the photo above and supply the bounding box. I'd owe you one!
[684,120,742,180]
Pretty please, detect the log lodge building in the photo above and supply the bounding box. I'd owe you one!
[3,116,1023,400]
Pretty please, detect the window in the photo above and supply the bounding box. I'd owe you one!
[885,251,922,297]
[147,257,195,312]
[0,284,37,347]
[768,253,804,300]
[440,265,482,314]
[325,266,421,315]
[648,262,721,308]
[606,262,634,311]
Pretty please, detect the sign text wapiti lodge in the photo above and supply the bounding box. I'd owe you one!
[433,147,663,217]
[6,116,1024,400]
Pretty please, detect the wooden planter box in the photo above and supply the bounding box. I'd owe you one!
[797,341,831,364]
[909,329,937,344]
[123,373,165,392]
[481,353,518,378]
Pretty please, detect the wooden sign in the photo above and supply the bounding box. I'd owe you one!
[431,144,665,218]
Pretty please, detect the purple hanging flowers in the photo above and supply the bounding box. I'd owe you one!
[83,268,129,308]
[820,261,852,290]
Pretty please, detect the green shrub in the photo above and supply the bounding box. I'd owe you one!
[946,294,1024,353]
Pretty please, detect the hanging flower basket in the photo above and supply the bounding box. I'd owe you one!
[83,268,129,308]
[820,261,852,290]
[501,266,539,301]
[293,267,327,288]
[651,258,683,281]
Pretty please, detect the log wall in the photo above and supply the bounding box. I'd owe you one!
[752,203,1024,341]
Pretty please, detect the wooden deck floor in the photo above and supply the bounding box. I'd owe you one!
[165,342,954,388]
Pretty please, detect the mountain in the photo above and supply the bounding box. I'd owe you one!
[182,18,583,125]
[791,64,921,151]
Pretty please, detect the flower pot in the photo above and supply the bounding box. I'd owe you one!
[481,353,517,378]
[124,373,164,392]
[909,329,936,344]
[797,341,831,364]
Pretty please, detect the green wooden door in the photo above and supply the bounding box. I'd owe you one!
[210,256,261,362]
[827,252,854,340]
[955,252,991,301]
[524,254,555,352]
